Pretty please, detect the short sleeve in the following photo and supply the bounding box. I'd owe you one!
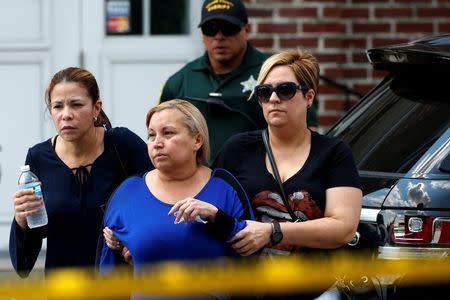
[159,81,175,103]
[326,141,362,190]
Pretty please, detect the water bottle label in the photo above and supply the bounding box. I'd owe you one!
[33,184,43,197]
[21,182,42,197]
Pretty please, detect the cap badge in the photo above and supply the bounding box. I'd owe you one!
[206,0,234,12]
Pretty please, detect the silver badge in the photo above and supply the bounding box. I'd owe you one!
[240,75,257,93]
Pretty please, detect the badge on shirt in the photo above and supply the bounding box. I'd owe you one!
[240,75,257,93]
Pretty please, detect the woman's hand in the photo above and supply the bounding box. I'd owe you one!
[168,197,218,224]
[228,220,272,256]
[103,227,123,252]
[122,246,133,265]
[13,189,43,230]
[103,227,133,265]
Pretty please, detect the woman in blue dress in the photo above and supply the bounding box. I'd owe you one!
[99,99,254,299]
[9,67,151,277]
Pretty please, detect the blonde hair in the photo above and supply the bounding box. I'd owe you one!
[250,49,320,99]
[146,99,210,165]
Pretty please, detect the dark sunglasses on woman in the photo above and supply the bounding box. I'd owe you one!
[201,22,242,37]
[254,82,309,103]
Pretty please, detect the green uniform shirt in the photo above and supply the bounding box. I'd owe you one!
[159,44,318,162]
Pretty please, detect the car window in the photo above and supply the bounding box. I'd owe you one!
[329,73,450,174]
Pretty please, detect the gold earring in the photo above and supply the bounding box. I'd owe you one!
[94,116,98,122]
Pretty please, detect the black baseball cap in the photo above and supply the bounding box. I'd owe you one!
[198,0,248,27]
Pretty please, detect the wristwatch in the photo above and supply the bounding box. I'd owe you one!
[270,221,283,245]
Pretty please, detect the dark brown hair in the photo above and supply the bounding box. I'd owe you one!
[45,67,111,129]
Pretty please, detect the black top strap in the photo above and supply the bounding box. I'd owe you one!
[52,135,58,150]
[262,129,299,221]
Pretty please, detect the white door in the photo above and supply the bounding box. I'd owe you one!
[0,0,54,254]
[0,0,202,256]
[81,0,203,139]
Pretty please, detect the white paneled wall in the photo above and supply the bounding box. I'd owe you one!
[0,0,51,253]
[100,53,190,139]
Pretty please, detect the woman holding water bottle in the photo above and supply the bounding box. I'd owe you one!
[10,67,151,277]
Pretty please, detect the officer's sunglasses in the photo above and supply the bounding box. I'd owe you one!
[201,22,242,37]
[254,82,309,103]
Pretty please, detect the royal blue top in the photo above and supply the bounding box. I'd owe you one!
[99,168,254,299]
[9,127,152,277]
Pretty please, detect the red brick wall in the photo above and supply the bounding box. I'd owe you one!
[244,0,450,130]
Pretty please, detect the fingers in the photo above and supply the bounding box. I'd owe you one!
[232,239,261,256]
[236,247,258,257]
[103,227,123,251]
[229,228,256,256]
[169,198,214,224]
[105,239,122,251]
[13,189,42,229]
[103,227,114,239]
[174,200,196,223]
[167,201,182,216]
[14,189,42,211]
[228,230,243,244]
[229,221,272,256]
[122,247,133,265]
[231,236,259,256]
[14,189,35,198]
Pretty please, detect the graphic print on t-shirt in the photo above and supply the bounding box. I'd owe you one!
[253,189,323,254]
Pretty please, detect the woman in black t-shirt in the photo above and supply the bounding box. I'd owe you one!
[214,50,362,264]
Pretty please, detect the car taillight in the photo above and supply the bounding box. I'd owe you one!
[432,218,450,244]
[390,215,450,245]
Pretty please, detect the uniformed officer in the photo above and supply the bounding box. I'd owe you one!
[159,0,318,161]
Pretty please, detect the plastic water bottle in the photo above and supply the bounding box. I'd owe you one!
[18,165,48,228]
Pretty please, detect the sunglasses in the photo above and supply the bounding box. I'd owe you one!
[201,22,242,37]
[254,82,309,103]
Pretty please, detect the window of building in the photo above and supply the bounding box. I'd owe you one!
[105,0,189,36]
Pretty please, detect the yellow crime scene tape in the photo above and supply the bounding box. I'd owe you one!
[1,252,450,299]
